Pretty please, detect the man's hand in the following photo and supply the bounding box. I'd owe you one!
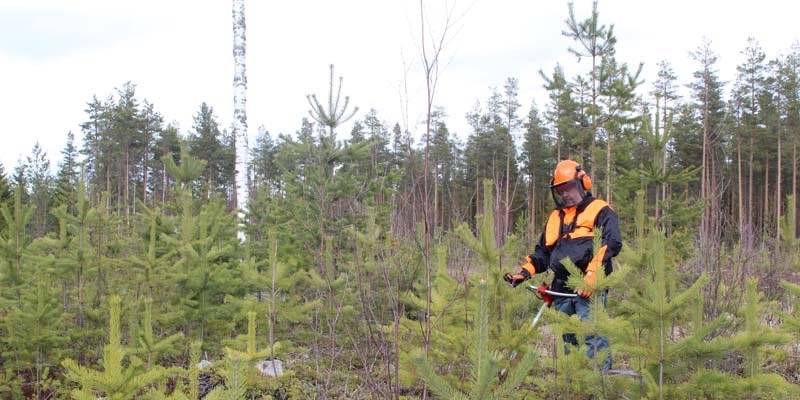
[503,272,527,288]
[504,256,535,288]
[577,269,596,298]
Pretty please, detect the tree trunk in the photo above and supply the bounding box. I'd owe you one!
[701,85,709,241]
[232,0,249,240]
[793,135,797,237]
[504,135,511,242]
[749,136,754,234]
[125,149,130,224]
[606,124,612,206]
[764,153,770,237]
[777,128,782,240]
[434,163,438,235]
[556,110,562,160]
[738,141,746,242]
[530,163,536,239]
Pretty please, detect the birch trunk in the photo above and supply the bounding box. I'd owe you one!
[232,0,248,240]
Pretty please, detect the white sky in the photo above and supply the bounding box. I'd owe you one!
[1,0,799,173]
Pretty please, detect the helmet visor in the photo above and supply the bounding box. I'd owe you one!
[551,180,586,209]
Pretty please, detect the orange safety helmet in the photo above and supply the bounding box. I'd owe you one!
[550,160,591,208]
[550,160,591,190]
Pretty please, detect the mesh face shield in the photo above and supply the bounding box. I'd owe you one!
[551,179,587,209]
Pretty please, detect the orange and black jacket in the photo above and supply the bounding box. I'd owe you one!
[523,194,622,293]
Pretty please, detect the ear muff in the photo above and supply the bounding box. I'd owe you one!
[575,166,592,191]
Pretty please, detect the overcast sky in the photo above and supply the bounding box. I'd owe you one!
[1,0,799,174]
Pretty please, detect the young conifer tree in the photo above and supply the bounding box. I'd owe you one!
[204,355,247,400]
[0,185,33,288]
[454,179,524,348]
[409,180,537,398]
[50,176,103,360]
[779,195,799,267]
[676,278,798,399]
[780,279,800,337]
[225,311,272,382]
[396,244,465,389]
[615,205,734,399]
[62,296,172,399]
[130,201,169,301]
[162,145,241,350]
[134,299,184,367]
[412,279,537,399]
[2,273,65,399]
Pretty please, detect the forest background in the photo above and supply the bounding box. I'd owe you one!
[1,0,800,399]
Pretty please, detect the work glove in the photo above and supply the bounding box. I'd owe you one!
[577,267,597,298]
[503,256,535,288]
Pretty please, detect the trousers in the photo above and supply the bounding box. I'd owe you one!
[552,290,612,370]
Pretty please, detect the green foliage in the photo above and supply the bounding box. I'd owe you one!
[779,280,800,337]
[0,185,34,286]
[161,196,239,350]
[306,64,359,134]
[205,354,248,400]
[62,296,174,399]
[1,273,65,399]
[413,280,536,400]
[225,311,273,381]
[4,10,800,397]
[779,195,799,268]
[455,180,517,273]
[163,143,206,186]
[674,369,800,400]
[135,299,184,367]
[616,227,736,399]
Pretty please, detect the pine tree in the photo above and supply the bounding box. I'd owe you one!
[162,146,240,349]
[2,273,65,399]
[563,0,617,181]
[139,100,163,207]
[112,82,143,220]
[24,142,54,237]
[690,38,727,243]
[130,201,169,301]
[79,95,111,198]
[0,185,34,287]
[250,126,277,194]
[225,311,272,381]
[520,102,554,234]
[412,279,536,399]
[152,124,181,206]
[188,103,228,200]
[204,355,248,400]
[62,296,171,399]
[0,161,12,233]
[306,64,359,138]
[54,131,80,214]
[676,278,797,399]
[779,195,799,267]
[616,218,731,399]
[539,64,577,160]
[134,299,184,367]
[779,279,800,338]
[731,38,768,240]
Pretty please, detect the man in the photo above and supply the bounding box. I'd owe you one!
[504,159,622,369]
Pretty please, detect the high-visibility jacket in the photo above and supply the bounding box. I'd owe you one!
[521,195,622,293]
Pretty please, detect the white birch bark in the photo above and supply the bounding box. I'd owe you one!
[232,0,248,241]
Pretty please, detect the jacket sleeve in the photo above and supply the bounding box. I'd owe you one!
[593,206,622,275]
[528,231,552,275]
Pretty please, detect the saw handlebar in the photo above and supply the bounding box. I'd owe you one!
[526,284,577,329]
[526,285,578,301]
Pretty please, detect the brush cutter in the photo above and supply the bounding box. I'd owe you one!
[526,284,577,329]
